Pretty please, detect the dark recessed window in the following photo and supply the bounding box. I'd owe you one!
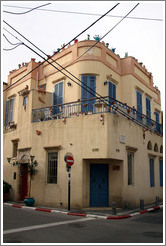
[154,143,158,152]
[13,142,18,157]
[147,141,152,150]
[128,152,134,185]
[47,152,58,184]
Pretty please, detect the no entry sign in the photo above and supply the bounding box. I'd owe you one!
[66,155,74,166]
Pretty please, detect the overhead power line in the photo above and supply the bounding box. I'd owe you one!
[3,44,23,51]
[3,2,138,97]
[3,2,136,95]
[3,4,163,21]
[3,33,22,46]
[3,3,51,15]
[3,4,155,132]
[3,33,23,51]
[3,3,139,113]
[3,3,120,89]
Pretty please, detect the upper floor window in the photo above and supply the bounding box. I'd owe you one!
[136,90,142,120]
[5,98,15,127]
[53,81,63,115]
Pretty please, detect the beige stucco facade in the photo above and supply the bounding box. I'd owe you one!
[3,40,163,209]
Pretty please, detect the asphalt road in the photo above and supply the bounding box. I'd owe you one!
[3,204,163,244]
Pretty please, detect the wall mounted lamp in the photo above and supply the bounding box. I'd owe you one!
[30,155,35,162]
[7,157,11,163]
[67,82,72,87]
[104,81,108,86]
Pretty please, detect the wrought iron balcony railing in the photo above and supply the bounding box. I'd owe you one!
[32,96,163,136]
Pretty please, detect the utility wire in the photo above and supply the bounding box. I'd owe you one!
[3,4,152,132]
[3,33,22,46]
[3,3,138,99]
[3,3,51,15]
[3,2,120,88]
[3,3,138,91]
[3,4,163,21]
[3,44,23,51]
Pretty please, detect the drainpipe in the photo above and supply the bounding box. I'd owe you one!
[36,71,39,89]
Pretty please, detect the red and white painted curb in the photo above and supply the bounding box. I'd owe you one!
[4,203,163,220]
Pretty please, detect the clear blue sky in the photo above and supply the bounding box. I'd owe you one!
[2,1,165,108]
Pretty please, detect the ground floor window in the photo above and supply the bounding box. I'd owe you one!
[150,158,155,187]
[128,152,134,185]
[47,152,58,184]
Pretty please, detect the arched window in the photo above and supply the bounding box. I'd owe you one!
[154,143,158,152]
[160,145,163,153]
[147,141,152,150]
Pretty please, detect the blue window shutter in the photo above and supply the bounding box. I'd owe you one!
[81,75,96,112]
[137,90,142,120]
[155,112,159,123]
[54,84,58,105]
[5,100,9,127]
[146,97,151,125]
[160,159,163,187]
[150,159,154,187]
[52,92,56,115]
[155,111,160,133]
[108,81,116,105]
[81,75,88,100]
[113,84,116,100]
[9,98,15,122]
[88,76,96,111]
[58,82,63,105]
[88,76,96,99]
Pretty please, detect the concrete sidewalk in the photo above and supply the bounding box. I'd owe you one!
[3,201,163,219]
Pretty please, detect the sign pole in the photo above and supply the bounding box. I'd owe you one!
[68,168,71,211]
[64,153,74,212]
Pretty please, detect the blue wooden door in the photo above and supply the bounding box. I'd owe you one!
[90,164,109,207]
[150,159,155,187]
[159,159,163,187]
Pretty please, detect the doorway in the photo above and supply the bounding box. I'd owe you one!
[90,164,109,207]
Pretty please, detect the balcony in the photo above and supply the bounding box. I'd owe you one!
[32,97,163,136]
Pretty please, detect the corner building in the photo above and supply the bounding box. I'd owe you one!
[3,40,163,209]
